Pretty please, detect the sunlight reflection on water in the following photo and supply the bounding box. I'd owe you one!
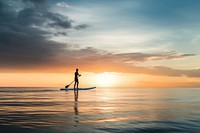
[0,87,199,133]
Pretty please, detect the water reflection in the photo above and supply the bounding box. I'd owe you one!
[74,89,78,101]
[0,87,199,133]
[74,89,79,127]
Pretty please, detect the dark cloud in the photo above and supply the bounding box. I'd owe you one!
[49,21,72,29]
[0,0,81,69]
[18,1,73,29]
[75,24,89,30]
[22,0,48,9]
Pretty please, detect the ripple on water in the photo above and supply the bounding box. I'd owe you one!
[0,87,199,133]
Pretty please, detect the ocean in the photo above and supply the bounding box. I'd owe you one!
[0,87,199,133]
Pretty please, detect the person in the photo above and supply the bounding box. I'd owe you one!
[74,69,81,89]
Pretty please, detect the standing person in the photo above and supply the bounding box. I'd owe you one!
[74,69,81,89]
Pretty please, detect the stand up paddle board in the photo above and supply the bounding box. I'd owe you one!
[60,86,96,91]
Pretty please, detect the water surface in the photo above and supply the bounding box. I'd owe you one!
[0,87,199,133]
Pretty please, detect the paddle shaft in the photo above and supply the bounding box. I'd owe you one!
[69,80,74,86]
[65,80,74,88]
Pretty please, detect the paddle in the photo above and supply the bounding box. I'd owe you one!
[65,80,74,88]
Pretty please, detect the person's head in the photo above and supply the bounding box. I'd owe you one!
[76,69,78,72]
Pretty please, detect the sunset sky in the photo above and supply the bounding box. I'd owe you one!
[0,0,200,87]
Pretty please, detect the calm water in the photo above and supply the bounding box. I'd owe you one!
[0,87,199,133]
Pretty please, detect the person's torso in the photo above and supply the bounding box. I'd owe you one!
[75,72,78,78]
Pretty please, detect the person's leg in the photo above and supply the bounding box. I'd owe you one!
[77,81,79,89]
[74,82,77,89]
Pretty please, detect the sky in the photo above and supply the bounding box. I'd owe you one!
[0,0,200,87]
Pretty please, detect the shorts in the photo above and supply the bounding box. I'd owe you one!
[75,78,78,82]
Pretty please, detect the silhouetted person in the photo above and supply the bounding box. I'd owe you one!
[74,69,81,89]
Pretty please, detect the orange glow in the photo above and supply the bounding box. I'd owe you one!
[92,72,120,87]
[0,72,200,88]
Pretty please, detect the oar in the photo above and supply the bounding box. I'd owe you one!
[65,80,74,88]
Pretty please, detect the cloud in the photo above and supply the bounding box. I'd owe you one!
[60,50,199,78]
[1,39,199,78]
[135,81,200,88]
[0,0,199,79]
[111,51,195,62]
[18,1,73,29]
[56,2,70,8]
[75,24,89,30]
[0,0,85,68]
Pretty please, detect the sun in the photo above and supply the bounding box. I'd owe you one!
[94,72,119,87]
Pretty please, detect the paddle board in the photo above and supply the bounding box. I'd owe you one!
[60,86,96,91]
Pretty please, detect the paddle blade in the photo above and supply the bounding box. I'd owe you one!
[65,85,69,88]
